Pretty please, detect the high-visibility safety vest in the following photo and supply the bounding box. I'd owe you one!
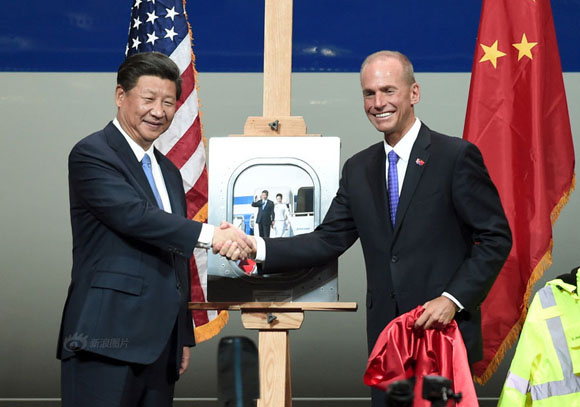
[498,273,580,406]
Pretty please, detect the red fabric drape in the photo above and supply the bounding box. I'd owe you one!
[364,307,478,407]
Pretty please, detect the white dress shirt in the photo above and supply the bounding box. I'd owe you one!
[384,117,421,196]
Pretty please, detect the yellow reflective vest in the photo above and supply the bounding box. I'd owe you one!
[498,273,580,406]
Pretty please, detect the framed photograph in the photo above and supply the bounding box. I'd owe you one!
[207,136,341,302]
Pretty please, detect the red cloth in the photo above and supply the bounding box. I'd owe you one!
[238,259,257,275]
[463,0,574,380]
[363,306,478,407]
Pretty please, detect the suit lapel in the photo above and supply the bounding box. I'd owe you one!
[104,122,161,208]
[156,149,186,217]
[366,143,393,235]
[393,124,431,237]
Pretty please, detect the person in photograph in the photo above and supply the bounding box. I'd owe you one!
[273,193,290,237]
[251,190,275,238]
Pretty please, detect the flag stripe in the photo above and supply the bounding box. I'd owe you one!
[166,115,202,169]
[180,141,207,192]
[190,250,209,326]
[170,36,195,74]
[176,63,195,111]
[185,172,209,220]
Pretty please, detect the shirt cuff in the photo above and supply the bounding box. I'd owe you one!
[254,236,266,262]
[195,224,214,250]
[442,292,464,311]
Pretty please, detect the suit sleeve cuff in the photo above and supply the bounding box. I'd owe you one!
[195,224,214,250]
[442,292,464,311]
[254,236,266,262]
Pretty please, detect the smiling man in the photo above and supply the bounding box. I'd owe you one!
[233,50,512,407]
[57,52,254,407]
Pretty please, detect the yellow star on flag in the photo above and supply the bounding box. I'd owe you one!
[479,40,507,68]
[512,33,538,61]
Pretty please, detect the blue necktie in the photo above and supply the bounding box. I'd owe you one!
[141,154,164,210]
[387,150,399,227]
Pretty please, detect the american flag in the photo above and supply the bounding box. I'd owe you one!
[126,0,228,342]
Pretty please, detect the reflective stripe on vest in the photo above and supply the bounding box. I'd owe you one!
[505,286,580,400]
[505,371,530,395]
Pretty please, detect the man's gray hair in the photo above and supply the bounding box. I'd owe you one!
[360,51,416,86]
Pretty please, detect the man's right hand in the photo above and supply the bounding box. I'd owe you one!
[414,296,457,330]
[212,222,256,261]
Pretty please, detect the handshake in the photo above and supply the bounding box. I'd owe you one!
[211,222,257,261]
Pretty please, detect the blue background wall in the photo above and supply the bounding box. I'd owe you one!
[3,0,578,72]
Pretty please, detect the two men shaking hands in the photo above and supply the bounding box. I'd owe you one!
[211,221,257,261]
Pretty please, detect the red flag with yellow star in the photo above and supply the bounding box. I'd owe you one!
[463,0,575,383]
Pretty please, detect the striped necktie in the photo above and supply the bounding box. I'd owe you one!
[387,150,399,227]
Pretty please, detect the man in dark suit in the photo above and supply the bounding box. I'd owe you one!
[57,52,253,407]
[221,50,512,406]
[251,190,275,238]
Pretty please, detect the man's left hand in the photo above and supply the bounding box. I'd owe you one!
[414,296,457,330]
[180,346,190,375]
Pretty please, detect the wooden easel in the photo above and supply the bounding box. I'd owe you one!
[231,0,318,138]
[192,2,359,406]
[189,302,357,407]
[192,1,358,405]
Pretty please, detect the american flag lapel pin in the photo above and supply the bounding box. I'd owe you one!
[416,158,425,166]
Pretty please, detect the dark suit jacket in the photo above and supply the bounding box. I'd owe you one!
[262,124,512,362]
[252,199,274,225]
[57,122,200,365]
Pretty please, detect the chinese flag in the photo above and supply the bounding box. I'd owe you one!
[463,0,575,383]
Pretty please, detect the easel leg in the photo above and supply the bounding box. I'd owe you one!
[257,330,292,407]
[285,335,291,407]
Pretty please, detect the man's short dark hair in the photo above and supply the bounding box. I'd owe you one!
[117,52,182,100]
[262,190,269,196]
